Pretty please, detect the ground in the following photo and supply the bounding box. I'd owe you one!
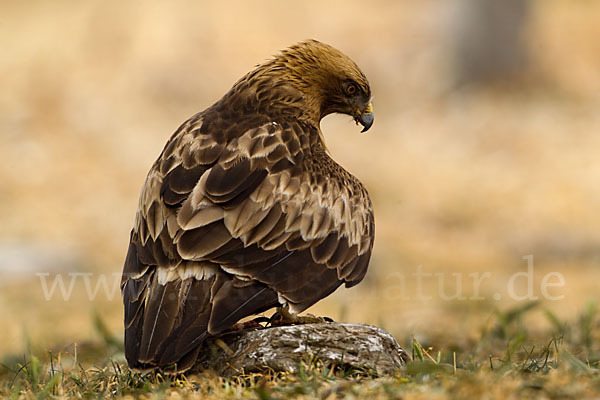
[1,1,599,398]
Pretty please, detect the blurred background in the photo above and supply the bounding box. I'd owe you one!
[1,0,599,358]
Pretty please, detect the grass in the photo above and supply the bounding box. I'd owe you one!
[1,302,598,399]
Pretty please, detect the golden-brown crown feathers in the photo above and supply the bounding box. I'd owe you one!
[277,40,370,94]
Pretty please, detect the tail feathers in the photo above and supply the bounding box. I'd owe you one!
[122,241,154,370]
[156,278,214,365]
[123,272,215,371]
[123,267,279,372]
[137,278,182,362]
[123,277,148,369]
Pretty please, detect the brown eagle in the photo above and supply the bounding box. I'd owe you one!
[121,39,375,372]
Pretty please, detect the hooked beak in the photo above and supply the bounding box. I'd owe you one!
[356,102,374,133]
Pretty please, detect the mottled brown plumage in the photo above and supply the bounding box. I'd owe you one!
[121,40,375,372]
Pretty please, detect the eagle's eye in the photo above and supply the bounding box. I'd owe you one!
[344,82,358,97]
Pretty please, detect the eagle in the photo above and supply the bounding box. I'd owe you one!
[121,39,375,372]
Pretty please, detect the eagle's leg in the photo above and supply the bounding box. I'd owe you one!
[270,305,333,325]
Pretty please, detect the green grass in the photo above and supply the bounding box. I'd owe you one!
[1,302,599,399]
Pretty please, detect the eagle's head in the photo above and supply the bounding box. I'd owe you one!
[272,39,374,132]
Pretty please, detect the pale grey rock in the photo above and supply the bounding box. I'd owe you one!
[194,323,409,377]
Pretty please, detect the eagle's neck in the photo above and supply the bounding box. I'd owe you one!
[250,59,328,124]
[214,65,328,149]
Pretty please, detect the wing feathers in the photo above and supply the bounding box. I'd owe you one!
[310,232,338,264]
[176,221,232,260]
[344,250,372,287]
[326,236,352,268]
[179,206,224,230]
[205,158,252,197]
[163,164,209,195]
[242,205,283,245]
[223,198,269,237]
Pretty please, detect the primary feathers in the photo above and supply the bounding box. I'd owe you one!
[121,39,375,371]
